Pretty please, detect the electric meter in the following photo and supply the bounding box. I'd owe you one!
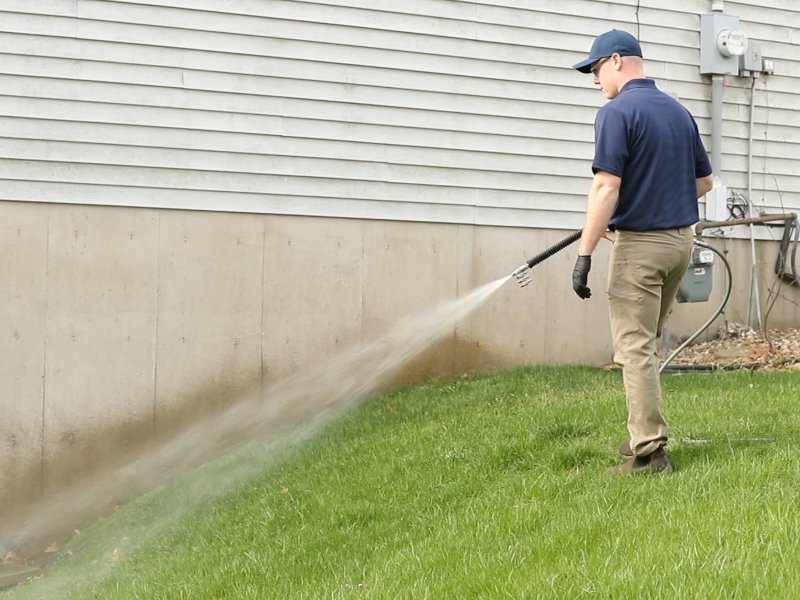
[717,29,748,57]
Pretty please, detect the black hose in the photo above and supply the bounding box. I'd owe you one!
[660,364,719,372]
[775,217,800,287]
[660,240,733,373]
[526,230,582,268]
[662,360,788,373]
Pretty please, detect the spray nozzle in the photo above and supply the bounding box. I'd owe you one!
[511,264,532,287]
[511,229,583,289]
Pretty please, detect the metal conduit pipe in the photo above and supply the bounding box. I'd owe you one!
[710,74,724,177]
[745,76,762,329]
[695,213,798,239]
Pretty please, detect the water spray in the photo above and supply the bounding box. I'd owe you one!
[511,230,583,287]
[0,276,510,575]
[0,229,586,592]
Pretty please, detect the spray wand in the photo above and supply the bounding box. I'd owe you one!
[511,229,583,287]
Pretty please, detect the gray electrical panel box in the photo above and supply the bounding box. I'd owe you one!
[700,12,742,75]
[677,247,715,303]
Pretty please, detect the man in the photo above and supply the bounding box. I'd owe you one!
[571,29,714,474]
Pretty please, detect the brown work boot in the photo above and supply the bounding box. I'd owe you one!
[607,447,672,474]
[619,440,633,458]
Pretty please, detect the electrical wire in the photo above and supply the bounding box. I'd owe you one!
[728,189,748,219]
[660,241,733,373]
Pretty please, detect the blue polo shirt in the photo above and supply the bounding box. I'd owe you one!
[593,78,712,231]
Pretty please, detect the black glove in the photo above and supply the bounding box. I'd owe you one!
[572,255,592,299]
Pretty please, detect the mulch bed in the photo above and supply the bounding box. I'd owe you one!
[666,322,800,371]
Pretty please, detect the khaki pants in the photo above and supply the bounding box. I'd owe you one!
[607,227,693,456]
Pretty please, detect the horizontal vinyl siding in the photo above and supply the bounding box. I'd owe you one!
[714,1,800,219]
[0,0,604,227]
[0,0,798,229]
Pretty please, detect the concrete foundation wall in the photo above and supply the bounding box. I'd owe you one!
[2,200,800,516]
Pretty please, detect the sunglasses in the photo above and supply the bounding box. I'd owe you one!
[590,56,611,76]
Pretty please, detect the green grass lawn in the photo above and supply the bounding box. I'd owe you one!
[5,365,800,599]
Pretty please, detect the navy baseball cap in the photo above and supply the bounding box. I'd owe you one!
[573,29,642,73]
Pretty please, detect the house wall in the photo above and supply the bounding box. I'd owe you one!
[0,201,619,522]
[1,1,797,222]
[1,1,798,520]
